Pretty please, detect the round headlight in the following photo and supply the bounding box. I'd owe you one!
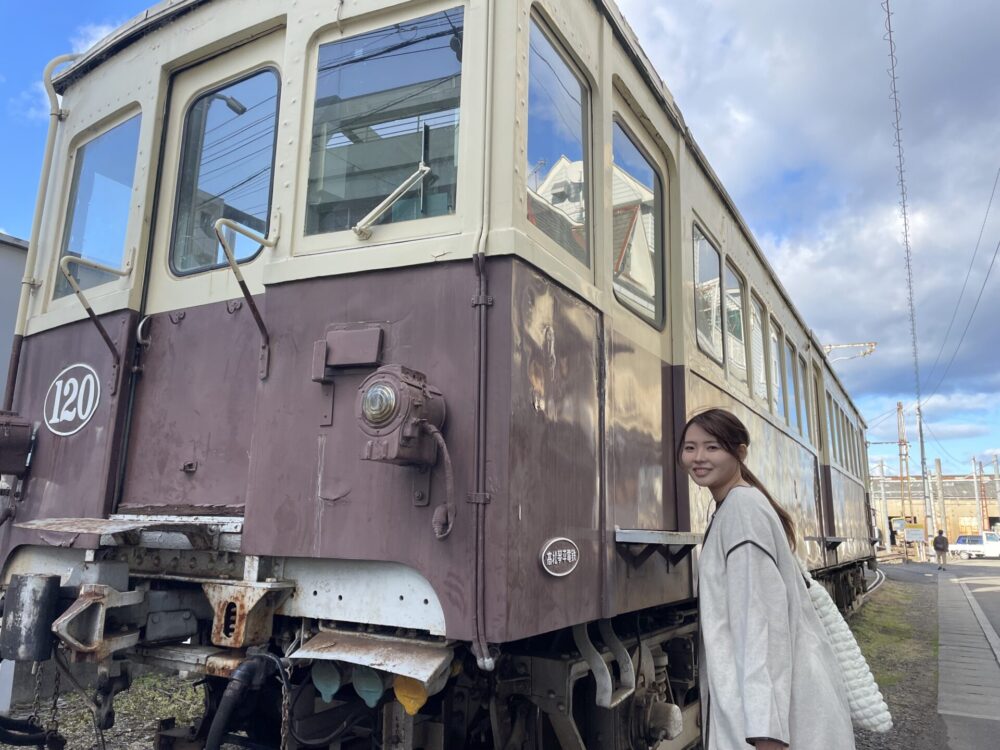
[361,382,398,426]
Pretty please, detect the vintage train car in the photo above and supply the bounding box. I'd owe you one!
[0,0,874,747]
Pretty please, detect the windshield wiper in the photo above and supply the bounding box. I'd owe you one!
[353,123,434,239]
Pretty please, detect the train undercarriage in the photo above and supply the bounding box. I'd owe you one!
[0,514,871,750]
[0,511,706,750]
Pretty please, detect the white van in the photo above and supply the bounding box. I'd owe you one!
[951,532,1000,559]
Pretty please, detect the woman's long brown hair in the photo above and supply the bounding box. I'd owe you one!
[677,408,797,550]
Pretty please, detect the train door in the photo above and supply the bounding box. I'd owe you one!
[603,101,684,615]
[117,32,284,515]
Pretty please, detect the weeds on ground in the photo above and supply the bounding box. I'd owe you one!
[55,670,204,749]
[850,580,919,689]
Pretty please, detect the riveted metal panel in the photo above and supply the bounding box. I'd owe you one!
[120,300,260,513]
[500,261,602,639]
[0,311,135,563]
[241,259,513,641]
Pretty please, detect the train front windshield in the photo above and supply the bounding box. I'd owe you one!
[305,8,465,236]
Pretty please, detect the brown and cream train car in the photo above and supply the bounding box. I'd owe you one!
[0,0,874,747]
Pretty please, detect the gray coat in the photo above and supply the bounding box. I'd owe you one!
[698,485,855,749]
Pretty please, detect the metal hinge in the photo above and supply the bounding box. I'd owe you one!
[467,492,492,504]
[471,294,494,307]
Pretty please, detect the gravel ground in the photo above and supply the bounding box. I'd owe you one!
[850,569,948,750]
[9,670,205,750]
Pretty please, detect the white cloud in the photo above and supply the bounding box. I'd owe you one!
[920,392,996,418]
[616,0,1000,435]
[8,80,50,121]
[925,423,990,440]
[71,23,117,54]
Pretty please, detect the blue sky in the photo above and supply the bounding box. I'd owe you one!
[2,1,998,478]
[1,2,152,238]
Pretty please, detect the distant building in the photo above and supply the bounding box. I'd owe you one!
[872,471,1000,539]
[0,233,29,379]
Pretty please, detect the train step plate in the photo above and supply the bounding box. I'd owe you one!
[291,629,453,688]
[16,515,243,550]
[614,529,703,568]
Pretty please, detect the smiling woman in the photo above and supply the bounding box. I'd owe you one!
[678,408,858,750]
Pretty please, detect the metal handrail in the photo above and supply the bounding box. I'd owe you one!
[59,252,134,365]
[213,214,280,378]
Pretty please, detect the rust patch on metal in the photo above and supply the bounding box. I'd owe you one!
[291,629,452,686]
[201,581,292,648]
[116,504,244,517]
[51,583,143,662]
[204,651,245,677]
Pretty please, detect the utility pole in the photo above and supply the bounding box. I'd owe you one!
[897,403,912,519]
[993,455,1000,526]
[895,404,913,561]
[934,458,948,539]
[916,407,937,536]
[974,458,985,533]
[879,459,890,548]
[981,461,992,532]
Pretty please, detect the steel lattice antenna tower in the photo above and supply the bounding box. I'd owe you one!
[883,0,933,533]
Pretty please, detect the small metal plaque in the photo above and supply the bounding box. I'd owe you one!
[539,537,580,577]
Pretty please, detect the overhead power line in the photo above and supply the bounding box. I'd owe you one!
[924,233,1000,399]
[923,167,1000,388]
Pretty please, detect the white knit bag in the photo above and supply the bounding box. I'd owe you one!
[800,564,893,733]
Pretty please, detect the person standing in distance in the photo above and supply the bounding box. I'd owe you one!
[932,530,949,570]
[679,408,855,750]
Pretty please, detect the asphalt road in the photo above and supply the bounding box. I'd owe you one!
[945,556,1000,636]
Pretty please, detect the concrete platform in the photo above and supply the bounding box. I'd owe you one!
[938,572,1000,748]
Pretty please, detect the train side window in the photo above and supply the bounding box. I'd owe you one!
[724,263,748,385]
[826,393,839,464]
[526,18,590,265]
[693,227,723,364]
[851,421,859,472]
[305,8,464,236]
[770,318,785,420]
[842,411,851,469]
[171,69,279,274]
[812,368,824,452]
[843,418,853,472]
[836,405,847,465]
[841,410,851,469]
[846,421,856,474]
[611,119,662,325]
[799,354,813,443]
[785,340,800,433]
[54,115,142,298]
[750,295,769,402]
